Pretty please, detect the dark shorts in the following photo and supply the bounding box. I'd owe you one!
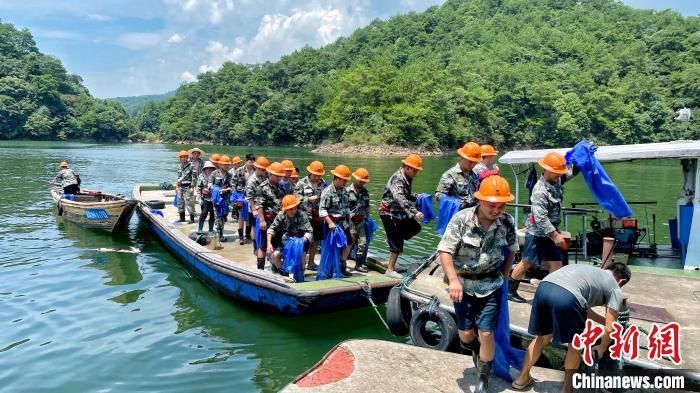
[522,233,562,266]
[528,282,586,345]
[259,229,282,251]
[453,288,502,332]
[311,217,325,242]
[63,184,80,195]
[380,215,422,254]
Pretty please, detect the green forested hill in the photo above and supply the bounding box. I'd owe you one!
[144,0,699,148]
[108,91,176,117]
[0,21,131,141]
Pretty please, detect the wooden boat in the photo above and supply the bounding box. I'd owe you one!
[51,188,137,232]
[132,183,401,315]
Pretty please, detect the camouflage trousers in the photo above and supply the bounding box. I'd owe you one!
[177,186,195,215]
[350,219,367,259]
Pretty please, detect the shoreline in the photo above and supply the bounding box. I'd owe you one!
[311,143,446,157]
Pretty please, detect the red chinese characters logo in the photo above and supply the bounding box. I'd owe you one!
[648,322,682,364]
[609,322,640,361]
[572,319,604,366]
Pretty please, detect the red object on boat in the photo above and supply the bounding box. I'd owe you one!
[621,218,637,229]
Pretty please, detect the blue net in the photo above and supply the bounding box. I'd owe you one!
[365,216,378,248]
[436,196,461,235]
[493,276,526,382]
[172,193,178,207]
[254,216,262,253]
[415,193,436,223]
[316,227,347,280]
[282,237,305,282]
[229,192,249,220]
[212,185,229,217]
[565,141,633,218]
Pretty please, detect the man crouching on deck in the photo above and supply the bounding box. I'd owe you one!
[438,175,518,393]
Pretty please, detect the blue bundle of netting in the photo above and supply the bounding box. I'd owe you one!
[254,217,262,253]
[229,192,249,220]
[282,237,305,282]
[436,195,461,235]
[60,194,75,201]
[317,227,347,280]
[211,185,229,217]
[415,193,436,223]
[493,256,525,381]
[365,216,378,248]
[172,193,178,207]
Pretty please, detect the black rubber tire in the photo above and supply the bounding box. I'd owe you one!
[386,286,412,336]
[409,305,458,352]
[144,200,166,209]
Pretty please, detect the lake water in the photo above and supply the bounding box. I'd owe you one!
[0,141,683,392]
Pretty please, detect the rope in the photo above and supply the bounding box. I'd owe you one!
[361,279,391,333]
[426,296,440,317]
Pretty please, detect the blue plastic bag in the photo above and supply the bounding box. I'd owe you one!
[415,193,436,223]
[173,193,178,207]
[492,278,526,382]
[565,141,633,218]
[254,216,262,253]
[317,227,348,280]
[212,185,229,218]
[282,237,305,282]
[229,192,249,221]
[60,194,75,201]
[436,196,461,235]
[349,216,379,260]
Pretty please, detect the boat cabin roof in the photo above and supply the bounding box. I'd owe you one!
[499,140,700,165]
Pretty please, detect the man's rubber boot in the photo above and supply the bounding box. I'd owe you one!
[208,221,214,233]
[197,220,204,234]
[219,228,227,242]
[189,214,195,223]
[245,226,252,241]
[257,258,265,270]
[179,212,186,222]
[475,360,492,393]
[340,260,351,277]
[508,278,527,303]
[460,340,480,369]
[354,257,369,273]
[238,229,245,245]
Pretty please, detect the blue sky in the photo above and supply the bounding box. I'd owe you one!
[1,0,696,98]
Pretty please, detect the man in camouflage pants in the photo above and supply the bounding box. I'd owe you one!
[347,168,371,273]
[438,176,518,393]
[435,142,481,209]
[255,162,286,270]
[176,150,195,223]
[319,164,353,277]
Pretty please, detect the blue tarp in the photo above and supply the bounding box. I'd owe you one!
[172,193,178,207]
[282,237,305,282]
[212,185,229,218]
[493,276,526,382]
[230,192,249,220]
[565,141,633,218]
[254,216,262,253]
[436,195,461,235]
[349,216,379,260]
[317,227,347,280]
[60,194,75,201]
[416,193,436,223]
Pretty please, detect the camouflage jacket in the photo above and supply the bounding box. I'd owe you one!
[347,184,370,220]
[245,172,265,200]
[435,164,479,208]
[279,179,293,196]
[267,210,313,243]
[210,169,231,190]
[196,172,213,202]
[437,206,519,297]
[473,162,499,181]
[527,174,573,237]
[294,176,327,217]
[230,166,247,194]
[177,161,194,186]
[54,168,79,188]
[255,180,286,220]
[379,169,419,220]
[319,184,351,229]
[190,158,205,185]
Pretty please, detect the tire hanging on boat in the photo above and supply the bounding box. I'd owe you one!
[409,305,458,352]
[386,286,412,336]
[144,200,166,209]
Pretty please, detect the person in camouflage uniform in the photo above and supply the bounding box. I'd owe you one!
[435,142,481,209]
[196,161,216,233]
[508,151,577,303]
[294,160,327,271]
[189,148,205,203]
[378,154,425,278]
[53,161,80,195]
[246,156,268,246]
[267,194,313,275]
[236,154,256,242]
[472,145,499,181]
[320,164,353,277]
[347,167,371,273]
[255,162,286,270]
[438,175,518,393]
[279,159,295,196]
[211,155,233,241]
[176,150,196,223]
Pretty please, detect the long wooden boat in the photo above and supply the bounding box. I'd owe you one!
[132,183,401,315]
[51,188,137,232]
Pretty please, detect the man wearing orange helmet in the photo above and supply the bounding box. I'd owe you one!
[255,162,287,271]
[320,164,353,277]
[294,160,328,271]
[245,156,269,246]
[189,148,205,202]
[196,160,217,234]
[436,142,481,209]
[379,154,425,278]
[347,168,371,273]
[508,151,577,303]
[438,175,518,393]
[52,161,81,195]
[473,145,499,181]
[279,159,295,195]
[211,155,233,241]
[235,153,257,243]
[176,150,196,223]
[267,195,313,275]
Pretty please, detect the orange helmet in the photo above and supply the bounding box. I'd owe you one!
[232,156,242,165]
[178,150,189,158]
[281,159,295,173]
[457,142,481,162]
[267,162,285,177]
[331,164,351,180]
[480,144,498,157]
[538,152,568,174]
[474,175,515,203]
[291,169,299,178]
[218,155,232,166]
[401,154,423,171]
[307,160,325,176]
[59,161,69,168]
[352,168,370,183]
[210,153,221,164]
[281,194,301,211]
[254,156,270,169]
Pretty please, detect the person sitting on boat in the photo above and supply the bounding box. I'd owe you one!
[53,161,81,195]
[294,160,328,272]
[280,159,295,196]
[512,263,631,393]
[508,151,578,303]
[176,150,196,223]
[211,155,233,241]
[319,164,354,277]
[196,161,217,234]
[438,175,518,393]
[435,141,481,209]
[255,162,287,271]
[189,147,205,202]
[246,156,269,249]
[379,154,425,279]
[473,145,499,181]
[347,168,371,273]
[266,195,313,275]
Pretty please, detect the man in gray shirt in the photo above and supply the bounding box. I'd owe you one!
[512,263,631,393]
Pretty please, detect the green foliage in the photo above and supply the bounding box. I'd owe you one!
[107,90,176,117]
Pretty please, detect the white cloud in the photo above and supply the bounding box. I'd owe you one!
[167,33,184,44]
[86,13,112,21]
[195,40,244,73]
[167,0,235,24]
[116,32,161,49]
[180,71,197,82]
